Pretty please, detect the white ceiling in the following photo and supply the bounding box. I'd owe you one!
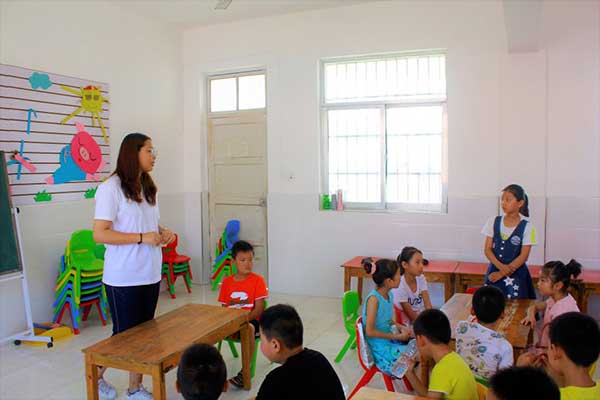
[113,0,381,29]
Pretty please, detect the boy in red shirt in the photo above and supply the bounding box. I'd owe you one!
[217,240,268,388]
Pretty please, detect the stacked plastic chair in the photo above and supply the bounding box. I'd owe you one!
[53,230,108,334]
[211,220,240,291]
[161,233,192,299]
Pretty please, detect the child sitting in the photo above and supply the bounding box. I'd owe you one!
[547,312,599,399]
[487,366,560,400]
[255,304,345,400]
[520,259,582,348]
[176,343,227,400]
[217,240,268,387]
[405,309,478,400]
[362,258,412,377]
[455,286,513,380]
[391,247,432,326]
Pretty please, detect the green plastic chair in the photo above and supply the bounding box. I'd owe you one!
[217,300,268,377]
[335,290,360,363]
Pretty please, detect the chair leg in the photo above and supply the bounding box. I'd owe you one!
[251,338,260,377]
[347,368,377,400]
[95,302,107,326]
[217,341,222,352]
[350,337,357,349]
[335,334,355,363]
[402,376,413,392]
[227,339,239,358]
[383,374,395,391]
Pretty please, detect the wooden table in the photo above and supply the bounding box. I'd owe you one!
[353,387,430,399]
[82,304,251,400]
[420,293,535,387]
[579,270,600,313]
[341,256,458,303]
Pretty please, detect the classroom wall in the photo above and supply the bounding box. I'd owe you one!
[0,1,191,339]
[182,0,600,300]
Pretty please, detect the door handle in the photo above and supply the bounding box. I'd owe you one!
[259,198,266,207]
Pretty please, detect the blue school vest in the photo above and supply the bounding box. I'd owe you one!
[485,216,536,299]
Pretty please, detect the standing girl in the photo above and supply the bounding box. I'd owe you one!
[362,258,412,376]
[93,133,175,400]
[482,184,537,299]
[391,247,432,326]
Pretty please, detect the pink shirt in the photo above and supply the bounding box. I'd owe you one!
[539,294,580,347]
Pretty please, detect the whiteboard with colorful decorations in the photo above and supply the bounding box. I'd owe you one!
[0,64,111,205]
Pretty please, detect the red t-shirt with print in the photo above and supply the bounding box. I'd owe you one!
[218,272,268,311]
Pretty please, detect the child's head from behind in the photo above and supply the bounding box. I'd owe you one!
[472,286,505,324]
[487,366,559,400]
[176,343,226,400]
[548,312,600,372]
[397,247,427,277]
[501,184,529,217]
[231,240,254,275]
[259,304,303,364]
[413,309,451,356]
[538,259,582,296]
[361,258,400,289]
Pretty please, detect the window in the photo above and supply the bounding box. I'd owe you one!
[209,72,266,113]
[321,52,447,212]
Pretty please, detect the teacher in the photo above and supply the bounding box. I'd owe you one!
[92,133,174,400]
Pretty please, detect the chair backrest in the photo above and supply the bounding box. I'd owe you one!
[393,305,404,325]
[70,230,95,254]
[342,291,360,335]
[355,317,375,370]
[162,233,180,256]
[224,220,240,248]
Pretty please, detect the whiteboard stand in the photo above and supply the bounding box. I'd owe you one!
[0,208,52,347]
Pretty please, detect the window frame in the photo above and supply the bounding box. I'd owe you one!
[208,70,266,115]
[320,52,448,213]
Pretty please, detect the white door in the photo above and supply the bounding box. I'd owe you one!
[208,111,268,279]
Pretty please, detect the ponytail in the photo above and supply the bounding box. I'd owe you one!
[503,184,529,217]
[542,259,582,293]
[362,258,399,287]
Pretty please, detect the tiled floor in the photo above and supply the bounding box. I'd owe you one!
[0,283,598,400]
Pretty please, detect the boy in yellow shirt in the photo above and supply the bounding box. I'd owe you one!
[548,312,600,400]
[405,309,478,400]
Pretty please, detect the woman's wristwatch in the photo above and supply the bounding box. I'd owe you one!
[138,233,143,245]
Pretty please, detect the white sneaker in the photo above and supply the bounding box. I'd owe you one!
[125,385,153,400]
[98,378,117,400]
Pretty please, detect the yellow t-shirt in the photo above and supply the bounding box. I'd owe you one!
[560,381,600,400]
[429,351,479,400]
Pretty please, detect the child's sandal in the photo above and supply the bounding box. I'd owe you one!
[228,371,244,388]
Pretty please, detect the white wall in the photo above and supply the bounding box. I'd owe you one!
[182,0,600,299]
[0,0,190,339]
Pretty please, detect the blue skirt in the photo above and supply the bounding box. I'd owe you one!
[484,263,536,299]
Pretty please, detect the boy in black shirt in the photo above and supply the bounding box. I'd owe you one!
[255,304,345,400]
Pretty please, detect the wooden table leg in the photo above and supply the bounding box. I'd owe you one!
[357,276,364,303]
[85,353,99,400]
[581,288,594,314]
[152,365,166,400]
[444,275,453,302]
[344,268,351,294]
[240,321,252,390]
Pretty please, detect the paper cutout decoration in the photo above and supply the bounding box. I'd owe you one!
[26,108,37,135]
[45,123,105,185]
[34,190,52,202]
[28,72,52,90]
[59,85,109,143]
[6,140,36,180]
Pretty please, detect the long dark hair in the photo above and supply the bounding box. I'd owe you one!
[503,184,529,217]
[114,133,157,205]
[542,259,582,293]
[362,258,399,287]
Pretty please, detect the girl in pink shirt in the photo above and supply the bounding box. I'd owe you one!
[521,259,582,348]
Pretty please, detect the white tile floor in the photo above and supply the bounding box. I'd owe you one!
[1,283,598,400]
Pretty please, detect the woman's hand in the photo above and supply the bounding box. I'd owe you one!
[160,228,176,245]
[521,308,536,326]
[489,271,504,283]
[142,232,162,246]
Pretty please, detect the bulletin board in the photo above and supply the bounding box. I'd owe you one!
[0,64,111,205]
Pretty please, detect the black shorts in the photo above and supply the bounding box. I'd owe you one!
[104,282,160,336]
[250,319,260,338]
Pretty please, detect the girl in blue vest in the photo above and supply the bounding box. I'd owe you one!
[362,258,412,376]
[482,184,537,299]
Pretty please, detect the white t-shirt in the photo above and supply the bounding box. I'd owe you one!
[482,215,537,246]
[94,175,162,286]
[391,274,428,325]
[455,320,514,379]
